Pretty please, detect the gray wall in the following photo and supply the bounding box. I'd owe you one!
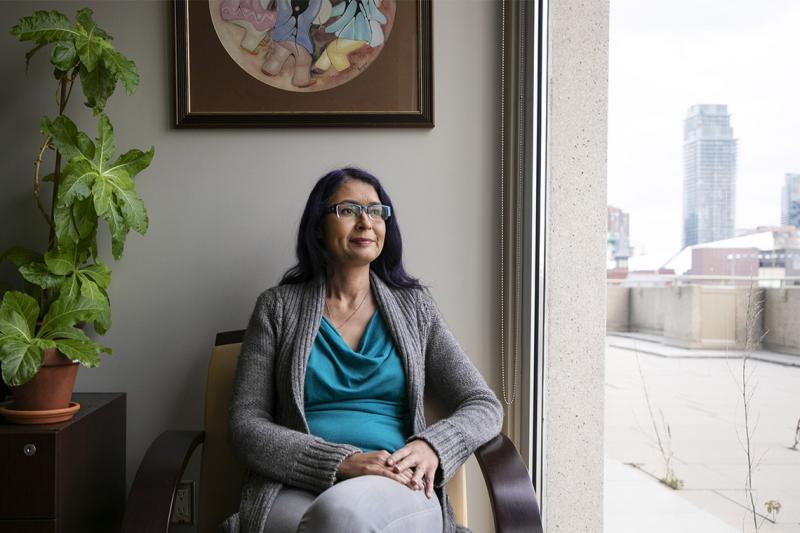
[1,1,500,530]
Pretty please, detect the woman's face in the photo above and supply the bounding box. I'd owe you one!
[321,178,386,270]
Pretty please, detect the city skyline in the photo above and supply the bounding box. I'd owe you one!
[608,0,800,267]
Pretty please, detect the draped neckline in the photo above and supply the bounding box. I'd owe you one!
[320,309,380,353]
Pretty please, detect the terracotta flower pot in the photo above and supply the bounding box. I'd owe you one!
[10,348,79,411]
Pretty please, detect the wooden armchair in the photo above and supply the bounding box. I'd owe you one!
[122,331,542,533]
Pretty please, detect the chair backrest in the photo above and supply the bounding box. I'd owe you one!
[197,332,468,533]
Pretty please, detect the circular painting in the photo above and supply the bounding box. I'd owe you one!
[209,0,396,92]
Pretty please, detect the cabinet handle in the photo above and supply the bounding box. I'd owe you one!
[23,443,37,456]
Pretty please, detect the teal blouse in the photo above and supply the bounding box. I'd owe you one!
[304,311,410,452]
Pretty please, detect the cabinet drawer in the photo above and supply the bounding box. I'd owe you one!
[0,434,55,519]
[0,519,56,532]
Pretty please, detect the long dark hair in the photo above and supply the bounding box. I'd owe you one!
[280,167,422,289]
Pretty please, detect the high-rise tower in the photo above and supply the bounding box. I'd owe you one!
[607,205,632,267]
[781,173,800,228]
[682,104,737,248]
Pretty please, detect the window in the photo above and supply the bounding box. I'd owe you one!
[606,1,800,530]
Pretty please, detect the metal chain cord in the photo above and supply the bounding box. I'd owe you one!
[499,0,520,406]
[500,0,507,405]
[511,0,526,404]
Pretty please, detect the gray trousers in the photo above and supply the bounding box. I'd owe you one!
[263,475,443,533]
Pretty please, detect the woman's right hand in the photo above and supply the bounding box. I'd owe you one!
[336,451,413,485]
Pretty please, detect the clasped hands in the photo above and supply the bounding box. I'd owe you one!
[336,439,439,499]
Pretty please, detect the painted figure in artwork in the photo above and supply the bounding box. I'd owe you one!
[262,0,323,87]
[210,0,396,91]
[315,0,386,73]
[220,0,278,53]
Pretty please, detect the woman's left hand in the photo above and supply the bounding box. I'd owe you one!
[386,439,439,498]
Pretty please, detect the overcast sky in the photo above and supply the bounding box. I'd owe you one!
[608,0,800,264]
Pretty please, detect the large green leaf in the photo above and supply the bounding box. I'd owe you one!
[115,187,148,235]
[0,339,44,386]
[79,280,111,334]
[60,274,81,303]
[9,11,77,45]
[54,197,97,245]
[95,114,115,165]
[81,263,111,289]
[19,262,64,289]
[75,26,104,72]
[106,148,154,181]
[44,246,77,276]
[52,121,152,256]
[92,173,113,216]
[103,48,139,95]
[39,295,102,337]
[41,115,95,162]
[51,40,77,71]
[57,159,97,206]
[31,338,57,351]
[72,198,98,239]
[0,247,42,267]
[53,203,79,244]
[75,8,111,41]
[104,148,153,237]
[75,8,114,77]
[105,206,127,260]
[0,310,31,341]
[40,325,90,341]
[0,291,39,336]
[80,61,116,112]
[53,338,101,367]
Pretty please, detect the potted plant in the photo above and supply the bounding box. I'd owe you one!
[0,8,153,422]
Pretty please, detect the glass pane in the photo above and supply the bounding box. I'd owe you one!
[606,2,800,532]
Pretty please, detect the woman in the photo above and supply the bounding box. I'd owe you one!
[226,167,503,533]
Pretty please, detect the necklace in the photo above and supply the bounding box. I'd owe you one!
[324,289,369,330]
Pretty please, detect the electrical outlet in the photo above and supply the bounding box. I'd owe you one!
[171,480,194,524]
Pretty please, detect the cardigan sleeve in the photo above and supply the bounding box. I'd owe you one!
[229,289,361,494]
[409,290,504,487]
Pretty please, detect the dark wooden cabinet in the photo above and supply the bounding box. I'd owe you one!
[0,393,126,533]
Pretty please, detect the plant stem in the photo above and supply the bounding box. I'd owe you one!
[47,75,71,250]
[636,355,671,480]
[742,354,758,531]
[42,74,73,313]
[792,417,800,450]
[64,70,76,107]
[741,286,763,531]
[33,135,54,230]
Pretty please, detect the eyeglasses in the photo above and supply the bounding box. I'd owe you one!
[324,201,392,221]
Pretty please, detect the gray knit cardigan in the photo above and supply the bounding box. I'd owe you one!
[223,272,503,533]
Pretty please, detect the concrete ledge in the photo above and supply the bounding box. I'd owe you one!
[607,333,800,368]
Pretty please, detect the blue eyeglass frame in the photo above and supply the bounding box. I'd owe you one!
[324,201,392,220]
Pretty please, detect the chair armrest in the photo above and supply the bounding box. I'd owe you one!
[475,433,543,533]
[122,430,205,533]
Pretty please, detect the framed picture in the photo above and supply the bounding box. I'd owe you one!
[173,0,433,127]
